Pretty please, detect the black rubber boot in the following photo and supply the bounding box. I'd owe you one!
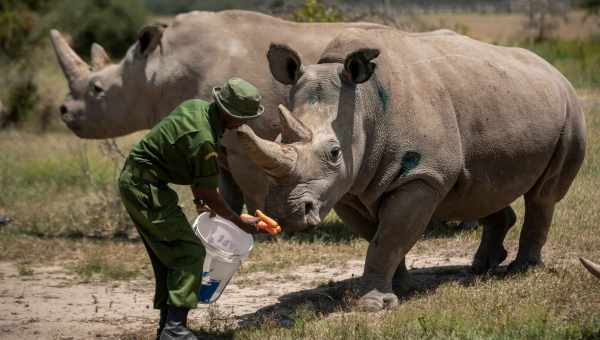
[156,308,168,340]
[159,306,198,340]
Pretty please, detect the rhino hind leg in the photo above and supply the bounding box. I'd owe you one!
[509,108,585,273]
[472,206,517,274]
[508,199,555,272]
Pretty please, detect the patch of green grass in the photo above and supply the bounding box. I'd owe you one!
[0,233,152,281]
[523,39,600,88]
[16,263,34,276]
[0,131,141,238]
[72,253,140,282]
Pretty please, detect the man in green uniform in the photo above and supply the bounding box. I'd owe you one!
[119,78,265,340]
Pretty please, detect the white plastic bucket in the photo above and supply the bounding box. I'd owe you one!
[192,213,253,303]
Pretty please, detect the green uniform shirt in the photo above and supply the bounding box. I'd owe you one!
[129,99,224,189]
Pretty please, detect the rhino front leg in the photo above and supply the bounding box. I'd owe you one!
[334,200,377,241]
[335,202,410,293]
[359,180,441,312]
[335,202,412,294]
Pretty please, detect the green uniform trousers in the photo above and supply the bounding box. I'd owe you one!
[118,159,205,309]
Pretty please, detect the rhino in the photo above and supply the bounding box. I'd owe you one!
[235,27,586,311]
[50,10,385,213]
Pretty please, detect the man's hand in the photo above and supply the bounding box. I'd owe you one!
[236,219,261,234]
[195,202,216,217]
[191,186,266,234]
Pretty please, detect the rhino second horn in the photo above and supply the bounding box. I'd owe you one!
[50,29,90,87]
[91,43,110,71]
[236,124,297,178]
[278,104,312,143]
[580,257,600,279]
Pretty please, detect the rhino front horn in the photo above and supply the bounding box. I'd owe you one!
[50,29,90,88]
[236,125,297,178]
[580,257,600,279]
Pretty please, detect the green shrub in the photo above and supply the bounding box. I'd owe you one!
[523,39,600,88]
[1,76,38,128]
[0,0,57,58]
[48,0,147,58]
[292,0,344,23]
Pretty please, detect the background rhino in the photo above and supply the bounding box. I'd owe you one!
[50,10,385,213]
[237,27,586,311]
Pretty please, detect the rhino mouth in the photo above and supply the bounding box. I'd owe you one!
[61,114,83,134]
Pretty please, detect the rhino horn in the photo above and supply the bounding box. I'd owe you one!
[580,257,600,279]
[50,30,90,87]
[91,43,110,71]
[278,104,312,143]
[236,125,297,178]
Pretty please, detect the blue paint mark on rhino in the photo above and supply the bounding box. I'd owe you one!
[399,151,421,176]
[376,80,389,112]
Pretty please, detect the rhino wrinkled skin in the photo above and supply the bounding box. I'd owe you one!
[50,10,385,212]
[237,28,587,311]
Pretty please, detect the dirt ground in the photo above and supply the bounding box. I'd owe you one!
[0,252,474,339]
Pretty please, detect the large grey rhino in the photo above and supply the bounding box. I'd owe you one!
[50,10,385,212]
[235,28,587,311]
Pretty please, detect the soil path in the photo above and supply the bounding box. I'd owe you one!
[0,254,472,339]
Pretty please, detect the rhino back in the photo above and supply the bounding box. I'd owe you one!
[156,10,386,140]
[327,28,582,219]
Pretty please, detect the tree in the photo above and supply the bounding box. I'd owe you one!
[580,0,600,27]
[47,0,147,58]
[513,0,570,42]
[0,0,57,59]
[291,0,344,23]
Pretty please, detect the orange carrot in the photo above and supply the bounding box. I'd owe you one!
[256,220,281,235]
[256,209,278,227]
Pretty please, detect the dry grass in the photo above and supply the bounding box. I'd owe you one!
[416,10,597,43]
[0,233,152,282]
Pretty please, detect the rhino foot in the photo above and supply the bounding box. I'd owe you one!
[356,289,398,312]
[472,246,507,275]
[507,257,544,273]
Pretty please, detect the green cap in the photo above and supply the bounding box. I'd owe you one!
[212,78,264,120]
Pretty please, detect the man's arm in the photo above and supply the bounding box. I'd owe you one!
[191,186,258,234]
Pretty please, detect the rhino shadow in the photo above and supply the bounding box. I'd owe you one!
[235,264,510,329]
[254,218,479,245]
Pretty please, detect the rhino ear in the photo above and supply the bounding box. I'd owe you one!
[342,48,380,84]
[136,23,167,58]
[267,43,303,85]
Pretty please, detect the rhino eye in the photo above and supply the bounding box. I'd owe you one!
[328,146,341,163]
[90,81,104,95]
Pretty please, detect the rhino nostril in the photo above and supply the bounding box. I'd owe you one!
[304,201,315,215]
[59,105,68,115]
